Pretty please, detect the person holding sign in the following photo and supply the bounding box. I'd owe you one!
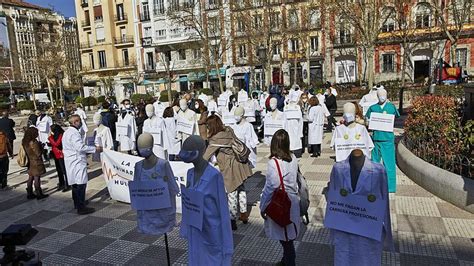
[116,99,137,154]
[131,133,179,235]
[284,92,304,158]
[366,88,400,193]
[324,149,393,266]
[177,99,198,144]
[307,97,325,158]
[331,103,374,162]
[179,136,233,266]
[264,97,286,145]
[143,104,166,159]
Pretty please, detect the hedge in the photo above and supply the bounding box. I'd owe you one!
[17,100,35,110]
[82,96,98,107]
[199,88,213,96]
[131,93,154,104]
[75,96,83,104]
[97,96,106,104]
[159,90,179,102]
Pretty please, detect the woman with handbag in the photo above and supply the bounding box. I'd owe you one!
[22,127,49,200]
[260,129,301,266]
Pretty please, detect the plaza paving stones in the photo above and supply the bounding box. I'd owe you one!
[1,133,473,265]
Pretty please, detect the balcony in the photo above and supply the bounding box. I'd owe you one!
[114,36,134,46]
[81,20,91,28]
[114,14,127,23]
[79,42,93,50]
[140,12,151,22]
[154,8,165,16]
[141,37,153,47]
[333,36,354,48]
[81,1,88,8]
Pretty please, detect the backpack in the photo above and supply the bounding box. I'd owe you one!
[265,158,292,227]
[297,168,310,225]
[17,144,29,167]
[0,132,7,157]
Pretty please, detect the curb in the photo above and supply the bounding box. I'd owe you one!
[397,141,474,214]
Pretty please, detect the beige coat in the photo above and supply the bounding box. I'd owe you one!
[24,140,46,177]
[204,127,252,192]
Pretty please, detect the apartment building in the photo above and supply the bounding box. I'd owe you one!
[75,0,137,100]
[0,0,81,99]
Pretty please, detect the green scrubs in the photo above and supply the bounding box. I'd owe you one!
[366,102,400,193]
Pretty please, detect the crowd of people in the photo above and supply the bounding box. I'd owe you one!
[0,81,399,265]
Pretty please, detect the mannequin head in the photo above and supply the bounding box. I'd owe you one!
[238,90,248,103]
[179,135,206,164]
[137,133,154,158]
[269,98,278,111]
[234,106,244,122]
[343,103,356,124]
[145,104,155,118]
[93,113,102,126]
[377,88,387,104]
[179,99,188,111]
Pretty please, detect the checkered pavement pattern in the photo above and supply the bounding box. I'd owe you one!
[1,133,473,266]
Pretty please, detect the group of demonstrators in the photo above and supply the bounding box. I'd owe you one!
[6,81,398,265]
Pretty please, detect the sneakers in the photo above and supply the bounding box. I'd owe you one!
[77,207,95,215]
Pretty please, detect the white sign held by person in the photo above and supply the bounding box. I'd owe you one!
[217,97,227,107]
[334,138,370,162]
[128,181,171,210]
[284,108,302,120]
[176,117,194,135]
[264,118,285,136]
[116,123,130,136]
[222,111,236,125]
[101,150,144,203]
[180,184,204,231]
[369,113,395,132]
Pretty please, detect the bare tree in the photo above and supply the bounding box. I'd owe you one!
[156,50,177,102]
[168,0,232,93]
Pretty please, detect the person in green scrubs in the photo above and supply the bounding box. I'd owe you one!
[366,88,400,193]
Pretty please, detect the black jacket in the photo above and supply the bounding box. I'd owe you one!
[0,117,16,141]
[325,94,337,111]
[101,110,117,139]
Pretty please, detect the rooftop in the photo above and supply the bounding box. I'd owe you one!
[0,0,47,10]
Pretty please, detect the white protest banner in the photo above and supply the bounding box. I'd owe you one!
[181,184,204,231]
[128,181,171,210]
[284,108,302,120]
[264,118,285,136]
[217,97,227,107]
[176,116,194,135]
[369,113,395,132]
[324,189,386,242]
[170,161,193,213]
[116,123,129,136]
[334,138,369,162]
[101,150,143,203]
[222,111,236,125]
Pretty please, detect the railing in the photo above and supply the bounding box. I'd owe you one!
[114,36,134,45]
[333,37,354,48]
[403,137,473,178]
[141,37,153,46]
[114,14,127,22]
[79,42,93,49]
[81,20,91,27]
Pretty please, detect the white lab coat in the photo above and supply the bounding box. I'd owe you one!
[143,116,166,159]
[36,115,52,144]
[153,101,169,118]
[263,110,286,145]
[237,90,249,103]
[94,125,114,150]
[284,103,303,151]
[241,100,257,123]
[162,117,181,156]
[288,89,303,103]
[231,120,259,168]
[63,126,96,185]
[117,112,137,152]
[317,94,331,117]
[330,123,374,161]
[260,155,301,241]
[207,100,218,113]
[176,108,197,142]
[75,108,88,134]
[308,105,325,145]
[359,90,379,116]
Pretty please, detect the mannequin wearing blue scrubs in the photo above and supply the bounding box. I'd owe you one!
[179,136,233,266]
[366,88,400,192]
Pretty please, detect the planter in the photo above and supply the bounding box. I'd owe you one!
[397,141,474,213]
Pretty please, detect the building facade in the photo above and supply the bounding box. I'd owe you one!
[75,0,138,100]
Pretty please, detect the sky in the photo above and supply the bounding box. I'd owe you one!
[26,0,76,18]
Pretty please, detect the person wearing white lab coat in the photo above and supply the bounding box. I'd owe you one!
[153,100,168,118]
[143,104,166,159]
[207,97,219,114]
[116,100,137,153]
[63,114,100,215]
[308,97,325,157]
[74,105,89,135]
[232,107,259,168]
[359,87,379,116]
[264,98,286,145]
[92,113,113,162]
[260,130,301,266]
[36,111,52,145]
[162,107,181,160]
[176,99,198,144]
[284,92,303,158]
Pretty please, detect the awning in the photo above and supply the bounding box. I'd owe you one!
[209,68,227,79]
[188,72,206,82]
[140,80,154,85]
[156,78,168,84]
[179,76,188,82]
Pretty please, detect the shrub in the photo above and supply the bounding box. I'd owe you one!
[200,88,213,96]
[97,96,106,104]
[82,96,97,107]
[131,93,154,104]
[159,90,179,102]
[404,95,472,177]
[17,100,35,111]
[75,96,83,104]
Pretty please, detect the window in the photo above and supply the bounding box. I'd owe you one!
[270,12,280,30]
[178,49,186,60]
[288,10,299,28]
[84,10,90,25]
[339,24,352,44]
[415,4,431,29]
[98,50,106,68]
[156,29,166,38]
[238,44,247,58]
[272,43,281,55]
[154,0,165,15]
[93,6,103,22]
[141,2,150,20]
[455,48,468,68]
[146,52,154,69]
[122,49,129,66]
[337,65,345,78]
[89,53,95,69]
[193,49,202,59]
[95,27,105,42]
[382,17,395,32]
[382,54,395,73]
[116,4,124,19]
[308,9,320,28]
[254,14,263,29]
[170,0,180,11]
[237,18,245,32]
[144,27,152,38]
[289,39,299,52]
[310,37,318,52]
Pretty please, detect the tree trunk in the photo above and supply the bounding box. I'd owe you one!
[450,42,457,66]
[215,61,224,93]
[265,56,272,88]
[31,87,37,110]
[401,44,407,88]
[46,79,55,109]
[367,46,375,90]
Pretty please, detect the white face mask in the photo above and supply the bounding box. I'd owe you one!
[125,104,131,109]
[195,103,200,110]
[180,104,188,111]
[270,102,277,111]
[146,111,154,118]
[378,96,387,103]
[343,113,355,123]
[234,115,243,122]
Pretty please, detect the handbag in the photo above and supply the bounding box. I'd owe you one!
[264,158,292,227]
